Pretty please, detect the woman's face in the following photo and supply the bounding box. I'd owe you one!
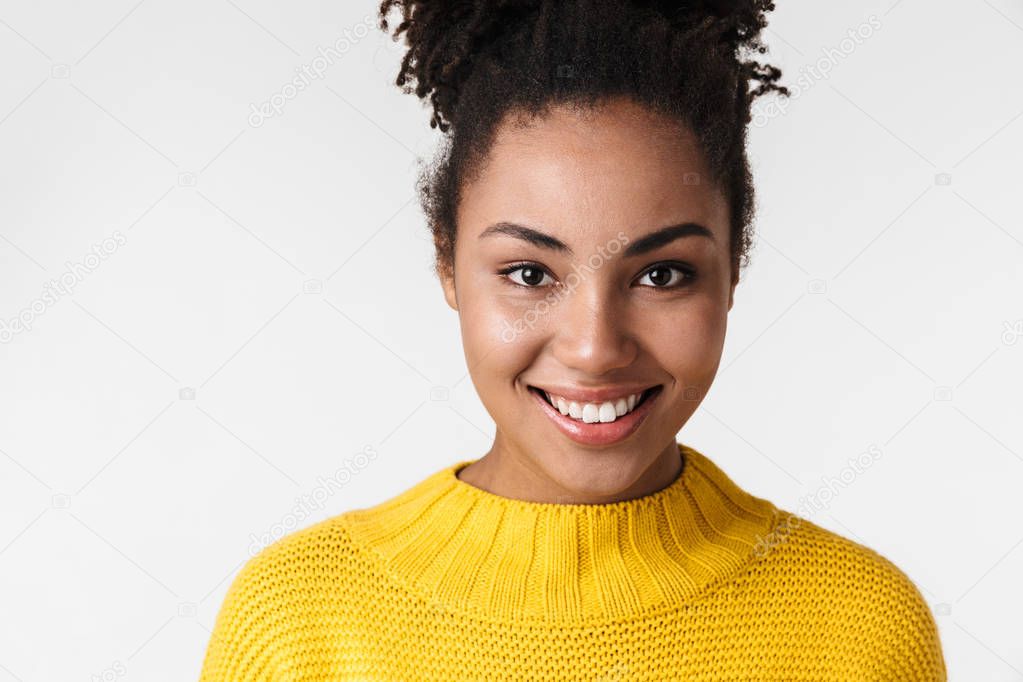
[442,96,737,499]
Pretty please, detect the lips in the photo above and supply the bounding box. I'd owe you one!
[528,384,662,446]
[529,386,658,422]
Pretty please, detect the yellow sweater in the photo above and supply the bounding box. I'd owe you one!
[199,443,946,680]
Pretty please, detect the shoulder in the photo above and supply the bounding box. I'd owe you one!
[757,511,929,600]
[226,512,369,601]
[199,515,364,681]
[748,511,947,679]
[224,460,461,593]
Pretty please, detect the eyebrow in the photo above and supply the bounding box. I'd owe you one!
[478,221,715,257]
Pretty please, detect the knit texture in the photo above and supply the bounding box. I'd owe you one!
[199,442,946,680]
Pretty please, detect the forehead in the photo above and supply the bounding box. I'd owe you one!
[457,98,728,243]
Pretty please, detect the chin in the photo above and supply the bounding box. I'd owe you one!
[528,442,659,499]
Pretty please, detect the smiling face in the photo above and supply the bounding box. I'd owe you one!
[441,96,738,503]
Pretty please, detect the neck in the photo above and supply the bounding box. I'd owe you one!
[457,434,685,504]
[340,442,780,622]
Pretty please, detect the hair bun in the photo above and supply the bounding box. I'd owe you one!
[376,0,788,280]
[378,0,785,131]
[379,1,547,130]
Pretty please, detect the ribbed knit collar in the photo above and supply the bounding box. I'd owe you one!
[341,442,780,623]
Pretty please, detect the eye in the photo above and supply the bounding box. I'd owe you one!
[498,262,555,288]
[635,263,695,289]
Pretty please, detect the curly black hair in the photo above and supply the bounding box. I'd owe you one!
[377,0,789,281]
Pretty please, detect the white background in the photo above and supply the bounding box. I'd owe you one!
[1,1,1021,679]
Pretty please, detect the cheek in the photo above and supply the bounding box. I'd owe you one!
[642,297,727,379]
[457,290,549,386]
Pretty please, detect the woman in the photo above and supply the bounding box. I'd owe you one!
[200,0,946,679]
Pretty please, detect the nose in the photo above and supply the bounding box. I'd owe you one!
[550,281,638,376]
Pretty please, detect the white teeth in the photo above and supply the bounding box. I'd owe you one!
[542,390,649,424]
[556,397,569,415]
